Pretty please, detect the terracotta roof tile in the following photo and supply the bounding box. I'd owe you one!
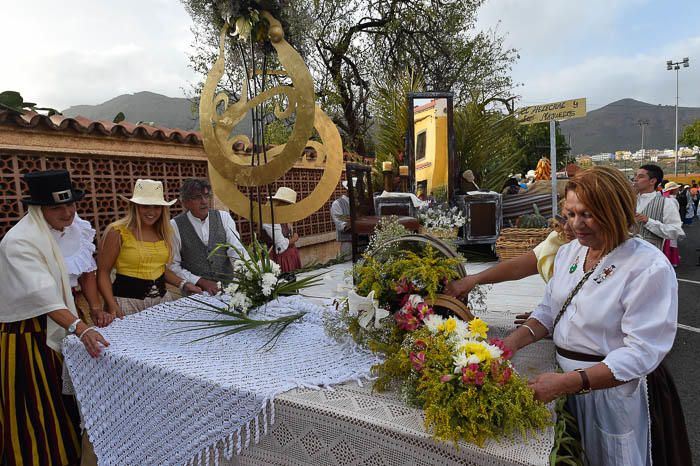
[0,110,202,144]
[413,100,436,113]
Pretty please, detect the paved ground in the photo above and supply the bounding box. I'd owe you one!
[666,219,700,462]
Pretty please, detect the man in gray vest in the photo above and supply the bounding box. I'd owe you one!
[170,178,248,294]
[330,179,352,259]
[633,164,684,250]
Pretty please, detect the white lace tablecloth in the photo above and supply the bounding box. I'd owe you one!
[62,295,380,466]
[64,294,556,466]
[226,337,557,466]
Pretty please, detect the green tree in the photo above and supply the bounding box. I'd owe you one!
[680,119,700,148]
[181,0,518,154]
[454,101,523,192]
[514,122,571,172]
[371,69,424,171]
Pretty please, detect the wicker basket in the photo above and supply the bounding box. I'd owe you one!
[495,228,552,260]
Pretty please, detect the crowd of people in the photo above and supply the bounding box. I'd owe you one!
[0,163,695,465]
[0,170,304,465]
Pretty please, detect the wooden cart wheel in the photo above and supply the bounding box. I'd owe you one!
[364,234,467,278]
[360,234,472,320]
[425,294,474,321]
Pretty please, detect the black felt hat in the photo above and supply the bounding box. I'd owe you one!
[22,170,85,206]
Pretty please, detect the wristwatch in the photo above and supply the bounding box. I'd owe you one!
[574,368,591,395]
[67,318,82,335]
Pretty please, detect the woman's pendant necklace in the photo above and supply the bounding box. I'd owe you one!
[569,255,579,274]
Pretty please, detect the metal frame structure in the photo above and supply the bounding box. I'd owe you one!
[405,92,457,202]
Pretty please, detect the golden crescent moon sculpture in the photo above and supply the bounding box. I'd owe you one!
[199,11,344,224]
[209,105,343,224]
[199,11,316,187]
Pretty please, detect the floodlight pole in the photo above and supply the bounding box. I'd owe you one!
[550,119,557,216]
[666,57,690,176]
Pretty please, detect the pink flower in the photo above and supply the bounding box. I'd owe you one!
[416,303,433,321]
[395,279,414,295]
[474,371,485,386]
[414,339,427,351]
[490,338,513,360]
[440,374,454,383]
[468,363,480,372]
[501,367,512,384]
[395,311,420,331]
[409,351,426,372]
[461,366,475,385]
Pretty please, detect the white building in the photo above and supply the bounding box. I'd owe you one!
[591,153,615,162]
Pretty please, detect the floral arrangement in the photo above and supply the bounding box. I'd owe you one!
[325,219,549,446]
[375,314,550,446]
[417,202,466,239]
[177,237,323,348]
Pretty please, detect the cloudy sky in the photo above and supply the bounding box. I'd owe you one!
[2,0,699,111]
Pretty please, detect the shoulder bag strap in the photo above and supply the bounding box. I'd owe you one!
[552,267,597,331]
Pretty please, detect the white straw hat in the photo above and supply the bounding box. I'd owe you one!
[663,181,681,192]
[271,187,297,204]
[120,179,177,206]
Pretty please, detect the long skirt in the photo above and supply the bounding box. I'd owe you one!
[1,315,81,465]
[662,239,681,266]
[273,246,302,273]
[115,291,174,316]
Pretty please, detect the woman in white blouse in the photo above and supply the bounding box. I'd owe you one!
[52,213,114,327]
[503,166,681,466]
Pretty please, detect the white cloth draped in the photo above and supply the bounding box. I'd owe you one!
[0,206,79,351]
[62,295,378,466]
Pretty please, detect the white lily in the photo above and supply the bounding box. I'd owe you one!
[347,290,389,329]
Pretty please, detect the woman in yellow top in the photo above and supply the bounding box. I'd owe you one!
[97,179,201,316]
[445,205,574,300]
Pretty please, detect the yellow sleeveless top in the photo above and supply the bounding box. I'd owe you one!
[113,225,169,280]
[532,231,567,283]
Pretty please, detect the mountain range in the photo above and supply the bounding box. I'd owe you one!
[560,98,700,155]
[63,93,700,155]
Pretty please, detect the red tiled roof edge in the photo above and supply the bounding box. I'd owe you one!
[413,100,436,113]
[0,110,202,145]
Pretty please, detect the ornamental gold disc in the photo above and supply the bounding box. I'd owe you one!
[209,105,343,224]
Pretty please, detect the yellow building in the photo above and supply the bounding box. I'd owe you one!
[414,99,448,196]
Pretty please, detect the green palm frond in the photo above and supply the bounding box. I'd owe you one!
[455,102,523,192]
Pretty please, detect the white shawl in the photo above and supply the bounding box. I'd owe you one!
[0,206,78,351]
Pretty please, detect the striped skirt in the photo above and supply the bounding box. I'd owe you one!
[1,315,81,466]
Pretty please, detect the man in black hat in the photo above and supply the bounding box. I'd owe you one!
[0,169,110,465]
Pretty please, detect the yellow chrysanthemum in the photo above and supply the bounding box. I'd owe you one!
[443,318,457,334]
[461,342,491,362]
[469,318,489,338]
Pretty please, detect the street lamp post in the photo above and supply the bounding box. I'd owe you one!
[666,57,690,176]
[637,119,649,165]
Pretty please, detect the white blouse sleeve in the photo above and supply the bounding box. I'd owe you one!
[262,224,289,254]
[65,215,97,276]
[529,275,556,332]
[602,261,678,382]
[644,197,685,240]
